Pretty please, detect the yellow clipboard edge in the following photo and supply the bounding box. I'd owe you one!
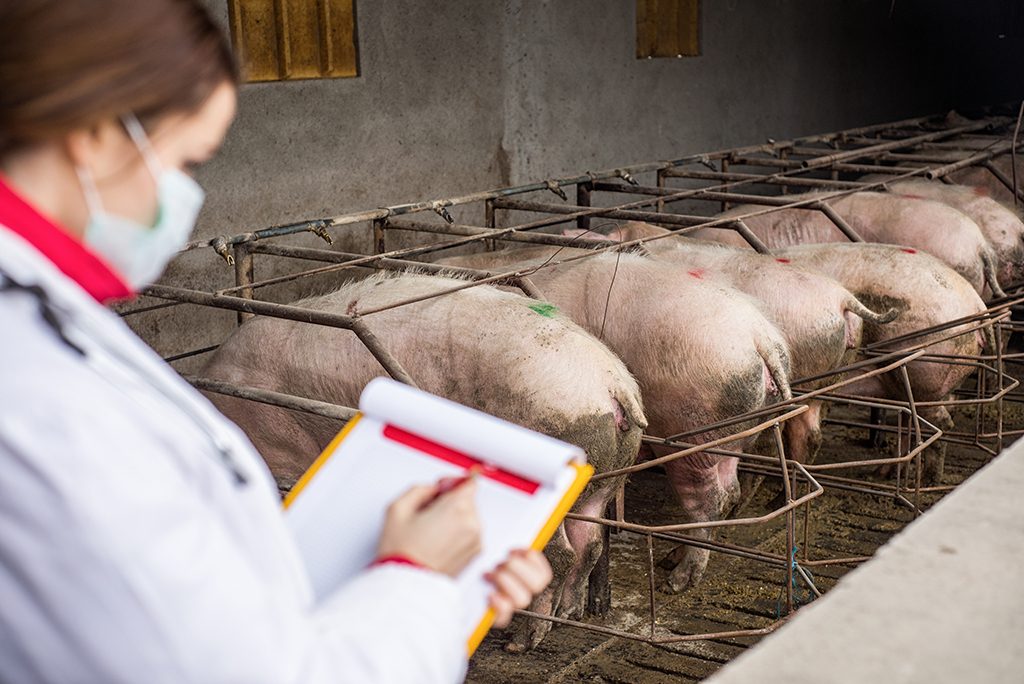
[283,417,593,657]
[466,461,595,656]
[282,413,364,509]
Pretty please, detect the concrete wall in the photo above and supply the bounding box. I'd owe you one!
[135,0,1021,362]
[500,0,933,184]
[196,0,509,234]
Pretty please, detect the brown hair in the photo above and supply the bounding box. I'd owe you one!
[0,0,238,157]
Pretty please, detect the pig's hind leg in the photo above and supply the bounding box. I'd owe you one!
[660,453,740,593]
[556,483,619,620]
[918,404,954,484]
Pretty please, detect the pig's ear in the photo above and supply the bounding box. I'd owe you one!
[560,228,618,242]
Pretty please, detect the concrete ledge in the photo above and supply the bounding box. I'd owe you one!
[707,442,1024,684]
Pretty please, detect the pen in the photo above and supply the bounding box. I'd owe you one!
[419,468,479,510]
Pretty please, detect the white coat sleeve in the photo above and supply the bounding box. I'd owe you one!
[0,379,469,683]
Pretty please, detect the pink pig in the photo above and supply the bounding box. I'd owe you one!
[690,191,1005,300]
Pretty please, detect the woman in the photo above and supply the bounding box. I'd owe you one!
[0,1,551,681]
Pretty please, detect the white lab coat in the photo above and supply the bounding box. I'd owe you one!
[0,225,468,683]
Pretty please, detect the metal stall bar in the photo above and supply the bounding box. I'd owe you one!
[244,242,546,300]
[731,157,923,175]
[926,143,1016,178]
[143,284,417,386]
[660,168,871,191]
[209,158,976,320]
[798,121,998,169]
[384,219,629,251]
[186,376,357,422]
[177,113,978,260]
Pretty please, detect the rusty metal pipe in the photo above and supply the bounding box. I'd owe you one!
[659,168,870,190]
[386,218,618,250]
[812,201,865,242]
[800,121,994,168]
[592,405,810,481]
[244,242,540,298]
[143,284,417,386]
[232,242,255,325]
[927,145,1015,179]
[186,376,356,421]
[733,156,922,175]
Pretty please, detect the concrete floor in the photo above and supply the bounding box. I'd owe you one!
[465,397,1009,682]
[706,438,1024,684]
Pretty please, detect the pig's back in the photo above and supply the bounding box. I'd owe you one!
[551,255,792,383]
[775,243,984,321]
[692,196,845,248]
[886,179,1024,263]
[203,273,646,479]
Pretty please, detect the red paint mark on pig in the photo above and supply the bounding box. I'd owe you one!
[974,186,990,197]
[900,193,926,200]
[687,269,705,279]
[901,248,917,254]
[775,258,791,264]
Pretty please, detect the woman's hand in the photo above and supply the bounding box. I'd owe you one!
[376,478,553,627]
[376,478,482,577]
[485,549,553,628]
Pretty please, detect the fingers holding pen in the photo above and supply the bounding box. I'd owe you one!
[377,477,481,577]
[378,476,554,630]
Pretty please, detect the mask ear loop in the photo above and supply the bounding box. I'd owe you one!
[120,113,164,180]
[74,164,105,217]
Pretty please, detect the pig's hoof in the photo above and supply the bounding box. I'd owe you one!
[662,555,708,594]
[504,640,526,654]
[919,467,943,486]
[660,569,694,594]
[657,547,686,571]
[585,592,611,618]
[556,593,586,621]
[657,543,710,592]
[921,444,946,485]
[659,577,693,595]
[505,616,553,652]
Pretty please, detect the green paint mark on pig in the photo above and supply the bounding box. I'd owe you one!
[528,303,558,318]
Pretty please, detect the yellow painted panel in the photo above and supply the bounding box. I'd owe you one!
[655,0,680,57]
[678,0,700,56]
[636,0,700,59]
[228,0,359,82]
[281,0,322,79]
[324,0,359,78]
[228,0,282,82]
[636,0,656,59]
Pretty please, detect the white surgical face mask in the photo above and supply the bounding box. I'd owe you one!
[76,113,205,289]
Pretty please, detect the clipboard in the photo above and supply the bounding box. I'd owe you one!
[283,377,593,654]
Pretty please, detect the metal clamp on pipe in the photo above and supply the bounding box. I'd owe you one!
[431,201,454,224]
[308,220,334,245]
[545,179,567,201]
[616,168,640,185]
[211,236,235,266]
